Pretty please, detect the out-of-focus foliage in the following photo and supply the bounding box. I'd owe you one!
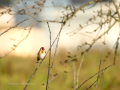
[0,49,120,90]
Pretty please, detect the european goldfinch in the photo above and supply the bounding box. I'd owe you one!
[36,47,46,63]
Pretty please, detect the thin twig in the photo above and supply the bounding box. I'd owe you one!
[46,22,51,90]
[73,62,76,90]
[49,64,69,83]
[76,53,87,88]
[49,24,64,81]
[0,18,29,36]
[86,70,105,90]
[23,60,44,90]
[95,59,101,90]
[76,64,114,90]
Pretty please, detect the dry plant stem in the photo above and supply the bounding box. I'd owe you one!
[114,23,120,64]
[105,42,116,58]
[76,64,114,90]
[73,62,76,90]
[49,24,64,79]
[114,37,119,64]
[68,6,117,37]
[75,20,116,90]
[35,0,46,15]
[84,21,116,54]
[49,63,69,83]
[64,0,99,23]
[105,54,120,61]
[38,20,62,23]
[7,15,17,23]
[75,33,94,39]
[0,21,36,59]
[1,0,120,90]
[21,0,30,17]
[23,23,64,90]
[112,0,120,18]
[12,0,44,12]
[2,21,36,88]
[0,18,29,36]
[95,59,101,90]
[10,0,21,9]
[46,22,51,90]
[76,53,86,88]
[23,60,44,90]
[10,0,20,9]
[45,23,64,56]
[20,21,63,64]
[86,70,105,90]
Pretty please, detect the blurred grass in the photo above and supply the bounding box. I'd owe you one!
[0,49,120,90]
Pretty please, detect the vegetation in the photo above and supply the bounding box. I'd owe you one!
[0,0,120,90]
[0,49,120,90]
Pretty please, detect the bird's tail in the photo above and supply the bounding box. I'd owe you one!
[36,61,39,63]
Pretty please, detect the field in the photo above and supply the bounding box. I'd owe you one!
[0,49,120,90]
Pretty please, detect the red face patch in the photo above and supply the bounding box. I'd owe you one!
[41,47,44,50]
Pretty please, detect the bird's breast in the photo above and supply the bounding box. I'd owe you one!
[40,50,46,59]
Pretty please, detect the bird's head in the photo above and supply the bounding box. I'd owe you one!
[41,47,45,50]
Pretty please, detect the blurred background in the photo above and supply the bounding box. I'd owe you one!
[0,0,119,56]
[0,0,120,90]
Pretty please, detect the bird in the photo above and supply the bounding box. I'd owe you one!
[36,47,46,63]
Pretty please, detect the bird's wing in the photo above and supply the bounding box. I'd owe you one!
[37,49,41,61]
